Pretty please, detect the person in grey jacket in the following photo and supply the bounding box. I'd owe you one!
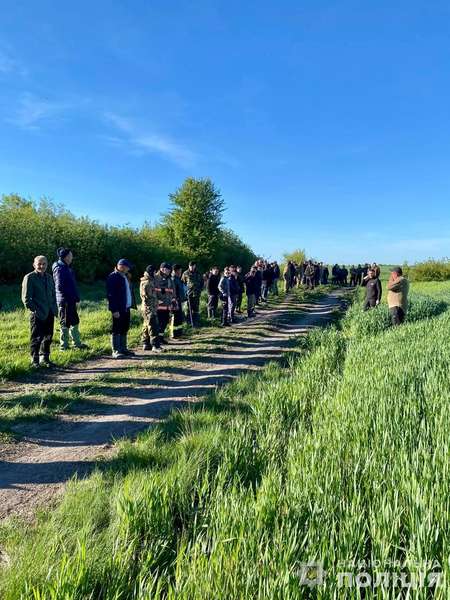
[218,266,231,327]
[22,255,58,367]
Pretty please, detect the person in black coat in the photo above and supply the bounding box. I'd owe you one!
[106,259,136,358]
[206,266,220,318]
[229,266,240,322]
[52,247,88,351]
[362,268,382,310]
[244,266,258,317]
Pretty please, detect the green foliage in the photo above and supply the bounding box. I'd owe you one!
[162,178,225,267]
[0,184,255,283]
[405,258,450,282]
[282,248,306,265]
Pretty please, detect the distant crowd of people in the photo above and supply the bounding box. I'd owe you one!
[19,249,409,367]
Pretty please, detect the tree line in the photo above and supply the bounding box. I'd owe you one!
[0,178,256,283]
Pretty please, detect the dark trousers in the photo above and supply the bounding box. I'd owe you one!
[111,310,131,335]
[141,313,160,347]
[305,276,314,289]
[363,299,377,311]
[390,306,405,326]
[30,313,54,358]
[171,308,184,338]
[187,295,200,325]
[157,309,171,338]
[59,302,80,328]
[229,294,237,322]
[221,295,229,325]
[207,294,218,317]
[247,293,256,317]
[236,291,243,311]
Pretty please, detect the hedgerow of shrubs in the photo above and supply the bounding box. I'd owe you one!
[0,194,256,283]
[405,259,450,282]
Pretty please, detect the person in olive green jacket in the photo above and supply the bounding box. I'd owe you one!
[182,261,204,327]
[22,255,58,367]
[387,266,409,326]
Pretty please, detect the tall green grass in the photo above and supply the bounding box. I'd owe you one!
[1,283,449,598]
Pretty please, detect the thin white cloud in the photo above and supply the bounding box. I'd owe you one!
[104,111,197,168]
[0,48,27,76]
[8,93,68,130]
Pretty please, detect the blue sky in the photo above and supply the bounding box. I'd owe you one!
[1,0,450,263]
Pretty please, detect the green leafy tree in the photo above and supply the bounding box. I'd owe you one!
[163,178,224,265]
[283,248,306,265]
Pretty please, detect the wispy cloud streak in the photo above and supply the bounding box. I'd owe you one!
[104,112,197,168]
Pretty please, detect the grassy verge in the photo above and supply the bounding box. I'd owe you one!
[1,282,449,597]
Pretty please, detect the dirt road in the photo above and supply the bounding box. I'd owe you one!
[0,290,346,520]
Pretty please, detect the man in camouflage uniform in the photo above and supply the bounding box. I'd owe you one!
[140,264,163,353]
[304,261,315,289]
[155,262,177,344]
[182,261,204,327]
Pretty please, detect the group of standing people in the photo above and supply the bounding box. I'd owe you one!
[361,263,409,326]
[20,249,410,367]
[283,260,330,291]
[20,251,284,364]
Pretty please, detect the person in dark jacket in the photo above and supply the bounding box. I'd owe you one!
[244,266,258,317]
[254,262,263,303]
[52,247,88,351]
[182,261,204,327]
[218,267,231,326]
[362,268,382,310]
[22,255,58,367]
[271,261,280,295]
[321,264,329,285]
[106,259,135,359]
[261,263,273,301]
[206,266,220,318]
[229,265,240,322]
[235,265,245,312]
[171,264,186,338]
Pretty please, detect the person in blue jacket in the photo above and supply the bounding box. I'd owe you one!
[52,247,88,350]
[106,258,136,358]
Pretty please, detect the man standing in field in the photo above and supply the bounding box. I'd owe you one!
[155,262,176,343]
[304,261,315,289]
[22,255,58,368]
[106,258,135,359]
[206,266,220,318]
[52,247,88,351]
[362,268,382,310]
[218,266,231,326]
[244,265,258,318]
[140,264,163,353]
[182,261,204,327]
[387,266,409,326]
[171,264,186,338]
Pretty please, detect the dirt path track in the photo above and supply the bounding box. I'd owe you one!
[0,290,345,520]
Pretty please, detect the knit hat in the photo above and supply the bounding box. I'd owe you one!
[117,258,133,269]
[57,247,72,260]
[145,264,155,276]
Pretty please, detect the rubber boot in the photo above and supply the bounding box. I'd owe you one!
[120,334,135,356]
[111,334,125,359]
[60,326,70,350]
[70,325,88,349]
